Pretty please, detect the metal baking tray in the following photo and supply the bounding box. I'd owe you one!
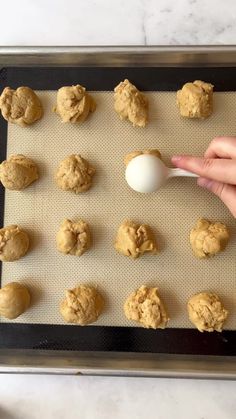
[0,46,236,378]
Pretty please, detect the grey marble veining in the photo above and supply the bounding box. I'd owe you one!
[1,1,236,418]
[0,0,236,45]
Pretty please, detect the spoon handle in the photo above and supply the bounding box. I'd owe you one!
[168,168,199,178]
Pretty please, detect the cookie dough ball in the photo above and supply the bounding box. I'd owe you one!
[190,218,229,259]
[114,220,158,259]
[55,154,95,194]
[0,225,29,262]
[124,149,162,166]
[54,85,96,124]
[0,154,39,190]
[0,282,31,319]
[114,79,148,127]
[177,80,213,119]
[124,285,169,329]
[0,86,43,127]
[187,292,228,332]
[56,219,91,256]
[60,285,104,325]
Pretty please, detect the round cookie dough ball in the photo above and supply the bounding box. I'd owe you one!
[0,225,29,262]
[177,80,213,119]
[114,220,158,259]
[114,79,148,127]
[54,85,96,124]
[0,154,39,190]
[0,86,43,127]
[187,292,228,332]
[124,285,169,329]
[124,149,162,166]
[190,218,229,259]
[56,219,91,256]
[60,285,104,325]
[0,282,31,319]
[55,154,95,194]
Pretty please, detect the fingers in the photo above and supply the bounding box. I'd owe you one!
[171,136,236,217]
[204,136,236,159]
[197,177,236,218]
[171,155,236,185]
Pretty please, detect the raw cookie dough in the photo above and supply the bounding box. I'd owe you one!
[0,154,39,190]
[190,218,229,259]
[0,86,43,126]
[0,282,31,319]
[187,292,228,332]
[114,79,148,127]
[177,80,213,118]
[0,225,29,262]
[114,220,158,259]
[124,285,169,329]
[60,285,104,325]
[55,154,95,194]
[56,219,91,256]
[124,149,162,166]
[54,85,96,124]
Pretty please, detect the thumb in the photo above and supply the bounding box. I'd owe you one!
[197,177,236,218]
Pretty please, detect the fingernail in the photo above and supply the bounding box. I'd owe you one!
[197,178,213,189]
[172,155,182,163]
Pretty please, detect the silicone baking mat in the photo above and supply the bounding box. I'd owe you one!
[1,65,236,354]
[1,89,236,330]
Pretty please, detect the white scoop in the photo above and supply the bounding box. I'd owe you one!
[125,154,198,193]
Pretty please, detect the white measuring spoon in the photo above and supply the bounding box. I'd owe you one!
[125,154,198,193]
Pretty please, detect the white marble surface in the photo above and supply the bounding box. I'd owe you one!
[0,374,235,419]
[0,0,236,46]
[1,1,236,418]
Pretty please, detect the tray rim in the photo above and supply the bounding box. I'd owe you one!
[1,350,236,379]
[1,45,236,378]
[1,45,236,66]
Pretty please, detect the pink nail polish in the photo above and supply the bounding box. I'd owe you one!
[198,178,213,189]
[172,155,182,162]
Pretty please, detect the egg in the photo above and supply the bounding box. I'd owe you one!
[125,154,168,193]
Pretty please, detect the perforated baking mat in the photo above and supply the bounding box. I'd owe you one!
[1,89,236,331]
[0,65,236,355]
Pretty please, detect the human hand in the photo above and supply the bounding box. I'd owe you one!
[171,137,236,218]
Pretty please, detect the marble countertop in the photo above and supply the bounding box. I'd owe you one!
[0,0,236,418]
[0,374,235,419]
[1,0,236,46]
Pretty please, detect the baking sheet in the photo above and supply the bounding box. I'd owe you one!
[1,90,236,328]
